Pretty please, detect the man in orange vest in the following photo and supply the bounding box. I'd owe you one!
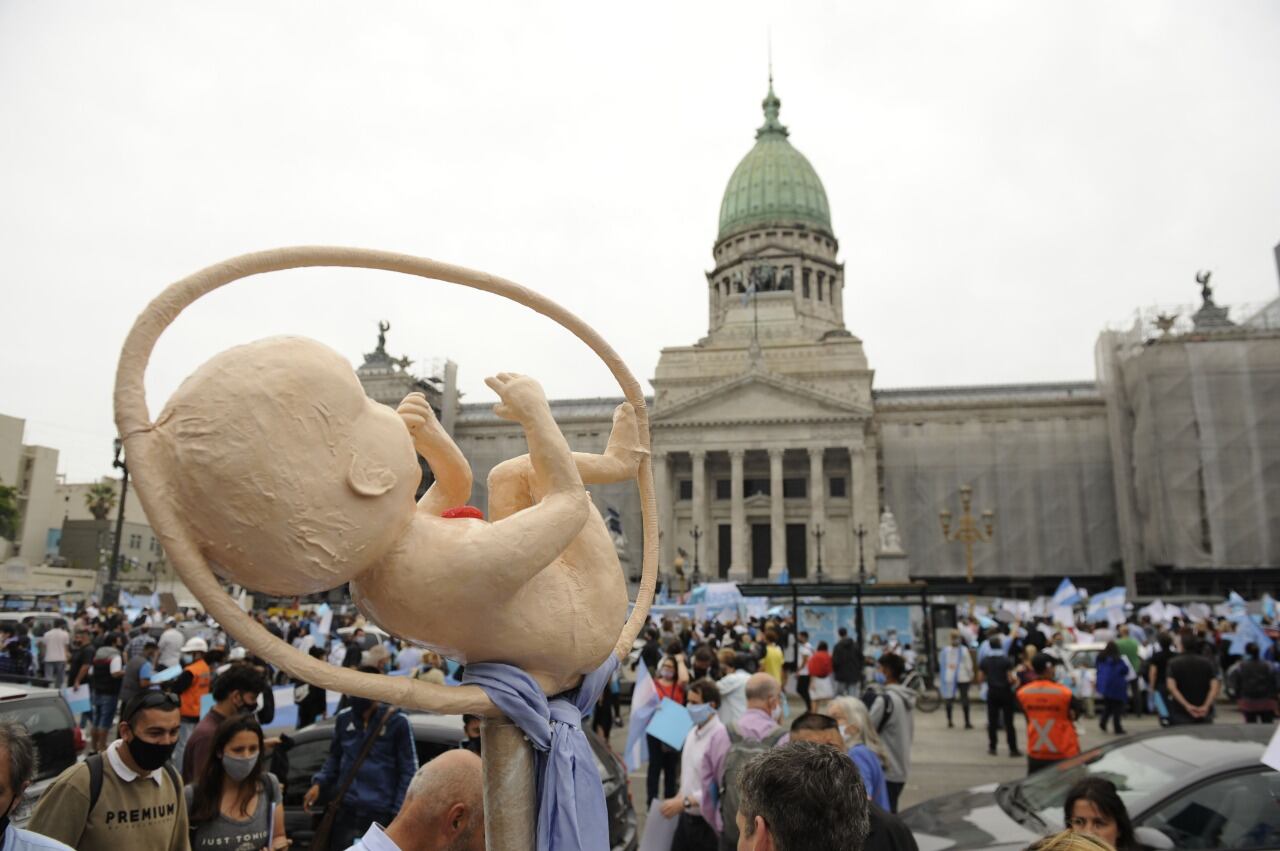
[1016,653,1083,774]
[168,636,211,772]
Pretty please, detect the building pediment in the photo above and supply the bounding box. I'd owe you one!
[652,371,869,427]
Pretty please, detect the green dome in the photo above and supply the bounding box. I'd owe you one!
[717,83,832,241]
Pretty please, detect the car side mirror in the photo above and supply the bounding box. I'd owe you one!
[1134,826,1174,851]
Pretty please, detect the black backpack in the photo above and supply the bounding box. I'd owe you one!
[861,685,894,733]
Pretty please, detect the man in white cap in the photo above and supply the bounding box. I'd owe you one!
[169,636,210,772]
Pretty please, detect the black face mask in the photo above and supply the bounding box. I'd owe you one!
[126,734,177,772]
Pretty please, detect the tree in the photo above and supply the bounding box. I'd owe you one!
[85,482,117,521]
[0,480,18,541]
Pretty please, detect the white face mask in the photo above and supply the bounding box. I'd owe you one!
[838,723,848,739]
[770,701,782,721]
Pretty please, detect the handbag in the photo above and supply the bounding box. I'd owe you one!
[309,705,397,851]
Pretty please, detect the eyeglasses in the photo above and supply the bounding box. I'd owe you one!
[123,690,180,722]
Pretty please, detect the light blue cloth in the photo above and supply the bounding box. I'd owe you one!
[848,743,890,812]
[463,655,618,851]
[2,826,74,851]
[343,822,401,851]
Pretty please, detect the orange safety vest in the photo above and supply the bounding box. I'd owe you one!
[179,658,211,720]
[1016,679,1079,761]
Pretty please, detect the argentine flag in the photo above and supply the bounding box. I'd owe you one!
[1086,586,1126,625]
[1051,578,1084,609]
[624,661,662,772]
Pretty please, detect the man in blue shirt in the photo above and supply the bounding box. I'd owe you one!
[303,667,418,850]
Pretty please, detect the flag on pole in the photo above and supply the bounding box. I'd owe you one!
[624,661,661,772]
[1050,578,1084,609]
[1086,587,1126,624]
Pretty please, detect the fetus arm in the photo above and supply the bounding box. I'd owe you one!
[396,393,473,515]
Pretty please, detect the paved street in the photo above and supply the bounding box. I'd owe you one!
[613,694,1166,837]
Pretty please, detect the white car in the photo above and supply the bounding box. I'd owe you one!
[1056,642,1104,699]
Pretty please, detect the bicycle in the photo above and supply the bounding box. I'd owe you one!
[903,668,941,713]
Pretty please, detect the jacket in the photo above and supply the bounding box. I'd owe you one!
[1016,679,1080,761]
[1095,657,1130,701]
[832,638,862,684]
[868,684,916,783]
[312,705,418,814]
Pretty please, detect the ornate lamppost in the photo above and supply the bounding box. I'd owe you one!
[812,524,825,582]
[939,485,994,585]
[690,525,702,586]
[854,524,867,648]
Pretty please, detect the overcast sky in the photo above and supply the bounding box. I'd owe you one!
[3,1,1279,482]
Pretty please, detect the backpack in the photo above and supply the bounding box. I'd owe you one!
[718,721,787,846]
[861,685,894,733]
[86,752,181,812]
[1239,660,1277,700]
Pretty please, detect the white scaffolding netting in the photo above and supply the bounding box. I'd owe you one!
[879,412,1121,580]
[1105,335,1280,568]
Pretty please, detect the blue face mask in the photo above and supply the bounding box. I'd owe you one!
[687,703,715,727]
[874,671,886,684]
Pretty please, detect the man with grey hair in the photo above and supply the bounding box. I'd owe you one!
[735,741,870,851]
[0,718,73,850]
[344,749,484,851]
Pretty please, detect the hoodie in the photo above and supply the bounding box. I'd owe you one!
[867,683,916,783]
[716,669,750,726]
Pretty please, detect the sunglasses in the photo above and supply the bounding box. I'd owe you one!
[123,690,180,722]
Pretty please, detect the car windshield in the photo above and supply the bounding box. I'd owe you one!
[1004,740,1186,828]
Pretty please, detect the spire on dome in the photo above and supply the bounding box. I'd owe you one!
[757,64,788,138]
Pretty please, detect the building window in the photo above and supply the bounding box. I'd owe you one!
[128,534,142,549]
[715,479,732,500]
[802,267,811,298]
[829,477,847,498]
[817,271,825,301]
[782,478,807,498]
[678,480,693,501]
[743,478,770,497]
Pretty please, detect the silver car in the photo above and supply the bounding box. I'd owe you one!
[902,724,1279,851]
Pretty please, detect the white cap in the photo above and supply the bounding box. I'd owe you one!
[181,637,208,653]
[228,647,247,661]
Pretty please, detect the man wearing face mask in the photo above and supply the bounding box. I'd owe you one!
[29,691,189,851]
[657,679,725,851]
[304,666,419,850]
[182,663,268,783]
[0,719,74,850]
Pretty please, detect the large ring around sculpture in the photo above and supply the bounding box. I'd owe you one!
[113,246,658,715]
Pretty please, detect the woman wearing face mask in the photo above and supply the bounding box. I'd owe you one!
[825,696,890,812]
[645,652,689,807]
[938,631,975,729]
[185,715,288,851]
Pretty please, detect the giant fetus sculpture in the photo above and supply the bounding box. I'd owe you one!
[114,247,658,715]
[156,335,640,694]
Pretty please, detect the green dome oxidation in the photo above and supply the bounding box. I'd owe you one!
[717,82,832,241]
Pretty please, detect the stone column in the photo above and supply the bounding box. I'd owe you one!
[808,447,826,576]
[769,447,786,575]
[729,448,746,578]
[691,450,707,572]
[654,451,672,570]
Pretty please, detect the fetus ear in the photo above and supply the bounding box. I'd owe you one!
[347,453,398,497]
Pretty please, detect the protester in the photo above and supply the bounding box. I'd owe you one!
[1166,636,1221,725]
[118,635,158,710]
[304,667,419,849]
[657,679,725,851]
[459,714,482,755]
[734,741,870,851]
[794,632,814,712]
[700,672,787,844]
[1063,777,1137,851]
[807,640,835,707]
[1229,642,1279,723]
[67,630,96,731]
[344,750,484,851]
[1094,642,1131,735]
[37,620,70,689]
[825,696,891,812]
[715,650,750,727]
[295,646,330,730]
[832,627,863,697]
[0,718,74,850]
[88,631,125,754]
[157,619,184,670]
[182,663,269,782]
[759,630,784,684]
[978,635,1020,758]
[646,652,688,806]
[1025,830,1117,851]
[185,714,287,850]
[29,691,189,851]
[171,636,212,772]
[1016,654,1081,774]
[865,653,916,813]
[1114,626,1144,716]
[1145,632,1175,723]
[938,630,975,729]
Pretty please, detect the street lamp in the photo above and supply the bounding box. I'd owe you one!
[105,437,129,607]
[690,525,702,586]
[854,525,867,648]
[939,485,994,584]
[812,524,825,582]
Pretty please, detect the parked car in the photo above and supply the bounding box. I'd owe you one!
[1055,642,1104,703]
[280,710,637,851]
[0,682,84,828]
[0,611,63,638]
[901,724,1278,851]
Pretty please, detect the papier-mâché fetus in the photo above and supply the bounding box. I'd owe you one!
[156,336,640,693]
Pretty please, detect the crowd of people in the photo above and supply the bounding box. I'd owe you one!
[0,597,1274,851]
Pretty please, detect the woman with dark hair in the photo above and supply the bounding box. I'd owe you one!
[185,714,288,850]
[1094,642,1131,735]
[1063,777,1136,851]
